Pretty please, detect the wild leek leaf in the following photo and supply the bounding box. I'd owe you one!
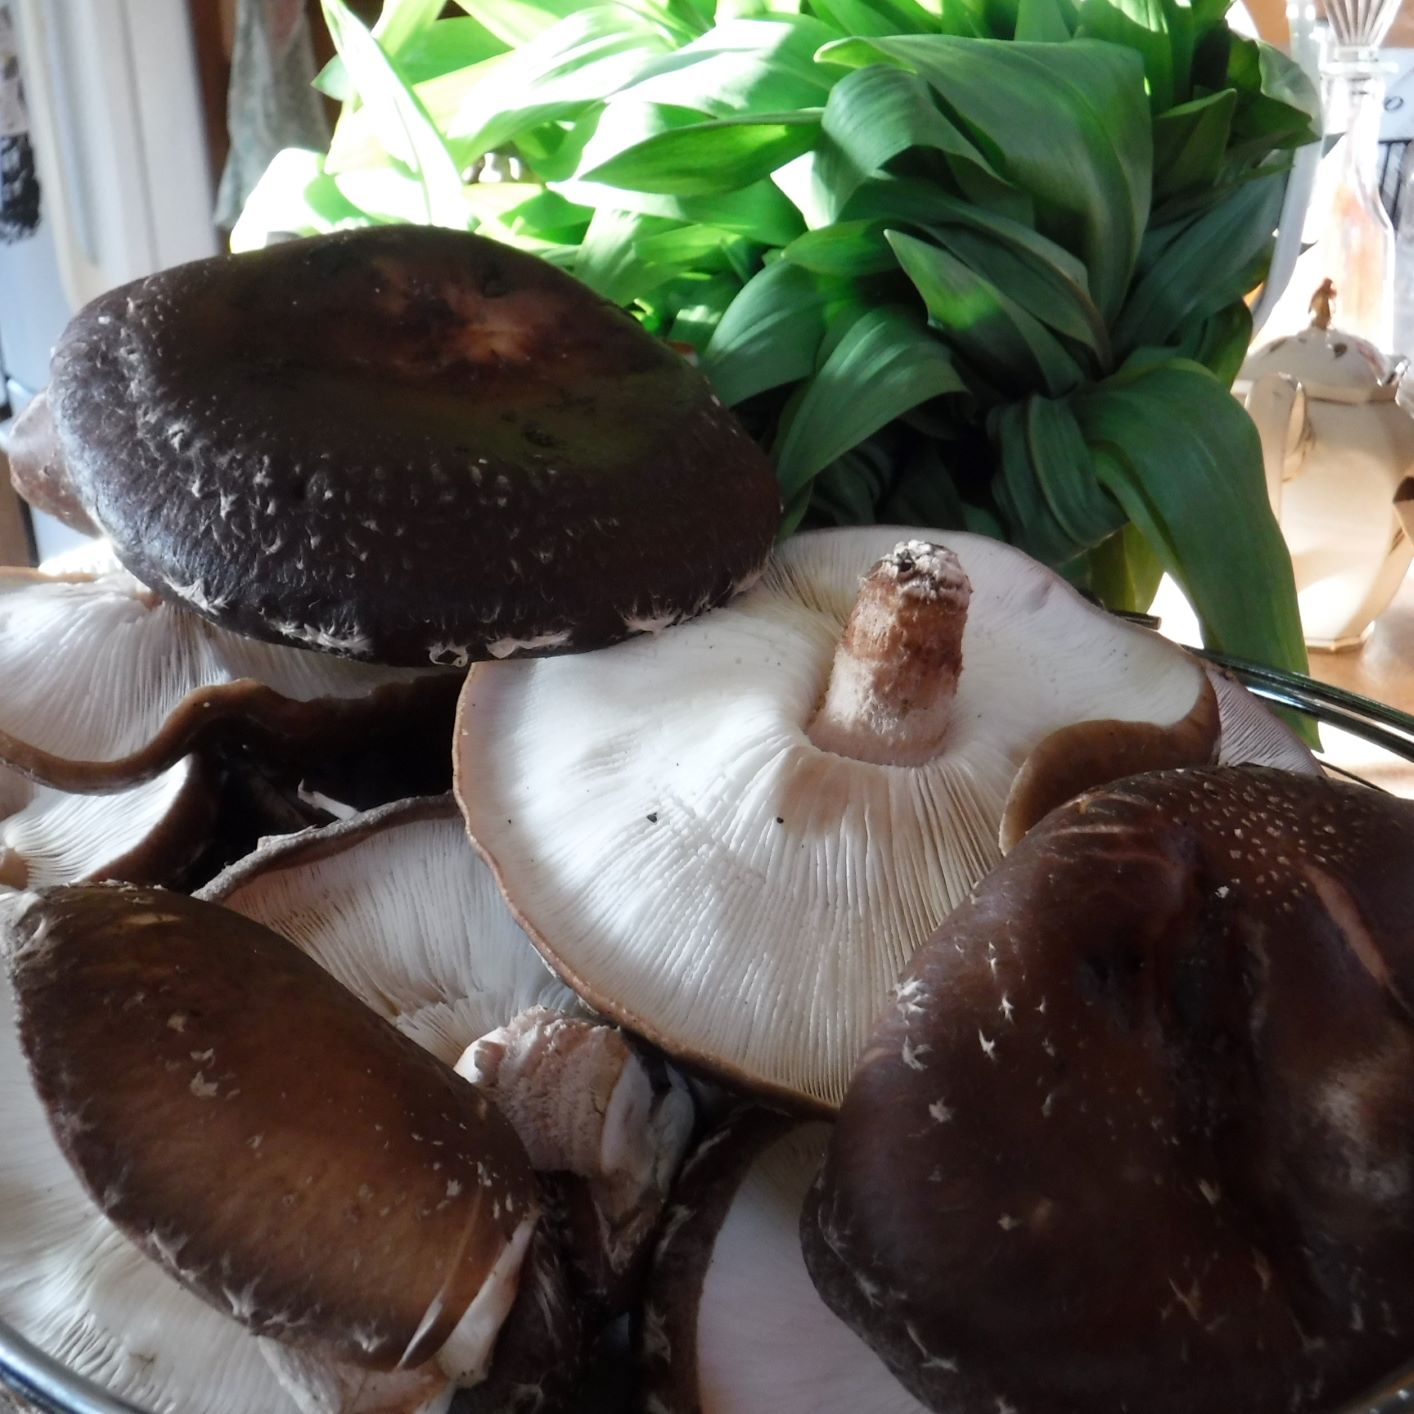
[1076,0,1176,112]
[1114,167,1283,354]
[581,111,823,195]
[321,0,467,228]
[822,35,1150,319]
[1077,357,1307,674]
[992,395,1125,563]
[815,65,1030,223]
[1152,90,1236,204]
[702,260,856,405]
[1015,0,1073,43]
[887,230,1084,397]
[774,304,966,516]
[616,17,840,114]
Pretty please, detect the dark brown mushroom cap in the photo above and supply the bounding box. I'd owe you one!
[803,766,1414,1414]
[5,884,540,1372]
[47,226,780,667]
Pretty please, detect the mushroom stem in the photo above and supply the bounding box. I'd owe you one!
[807,541,972,766]
[0,848,28,891]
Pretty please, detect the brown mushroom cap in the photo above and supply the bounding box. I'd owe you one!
[803,766,1414,1414]
[47,226,780,667]
[5,884,539,1373]
[0,560,457,790]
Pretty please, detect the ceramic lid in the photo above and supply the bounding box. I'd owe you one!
[1242,280,1400,403]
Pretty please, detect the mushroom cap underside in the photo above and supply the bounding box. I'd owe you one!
[456,526,1297,1109]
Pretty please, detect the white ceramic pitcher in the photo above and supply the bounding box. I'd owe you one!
[1242,283,1414,651]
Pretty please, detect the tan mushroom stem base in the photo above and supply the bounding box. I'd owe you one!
[457,1008,692,1297]
[0,849,27,890]
[807,542,972,767]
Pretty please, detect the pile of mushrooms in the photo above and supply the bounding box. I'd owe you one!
[5,223,1404,1414]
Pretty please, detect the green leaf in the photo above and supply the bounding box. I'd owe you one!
[1114,167,1283,354]
[417,8,673,165]
[1015,0,1072,43]
[815,64,1029,223]
[899,192,1109,360]
[992,396,1125,563]
[552,174,806,245]
[617,16,840,114]
[665,271,744,347]
[823,35,1150,320]
[1152,90,1235,203]
[320,0,477,99]
[1084,521,1166,614]
[321,0,467,228]
[774,304,966,511]
[1076,357,1307,673]
[808,0,942,33]
[574,208,687,302]
[701,260,857,405]
[580,111,823,195]
[454,0,592,47]
[230,149,366,252]
[887,230,1084,397]
[1174,298,1252,386]
[1076,0,1174,111]
[780,219,896,274]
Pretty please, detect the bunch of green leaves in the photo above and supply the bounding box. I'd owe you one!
[236,0,1317,673]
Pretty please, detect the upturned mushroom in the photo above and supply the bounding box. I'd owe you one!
[0,558,456,791]
[641,1108,927,1414]
[804,766,1414,1414]
[5,885,541,1408]
[455,528,1315,1109]
[41,226,780,667]
[202,797,695,1316]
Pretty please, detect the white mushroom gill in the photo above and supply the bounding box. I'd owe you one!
[0,967,291,1414]
[0,758,199,892]
[0,566,438,776]
[202,803,580,1066]
[455,527,1234,1108]
[692,1124,927,1414]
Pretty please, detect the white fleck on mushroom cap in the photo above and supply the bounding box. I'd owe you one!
[203,802,581,1065]
[0,566,435,775]
[0,759,199,891]
[692,1124,927,1413]
[0,966,292,1414]
[456,527,1226,1109]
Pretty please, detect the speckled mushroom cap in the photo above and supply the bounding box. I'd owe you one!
[5,884,540,1377]
[46,226,780,667]
[0,957,293,1414]
[803,766,1414,1414]
[455,527,1313,1110]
